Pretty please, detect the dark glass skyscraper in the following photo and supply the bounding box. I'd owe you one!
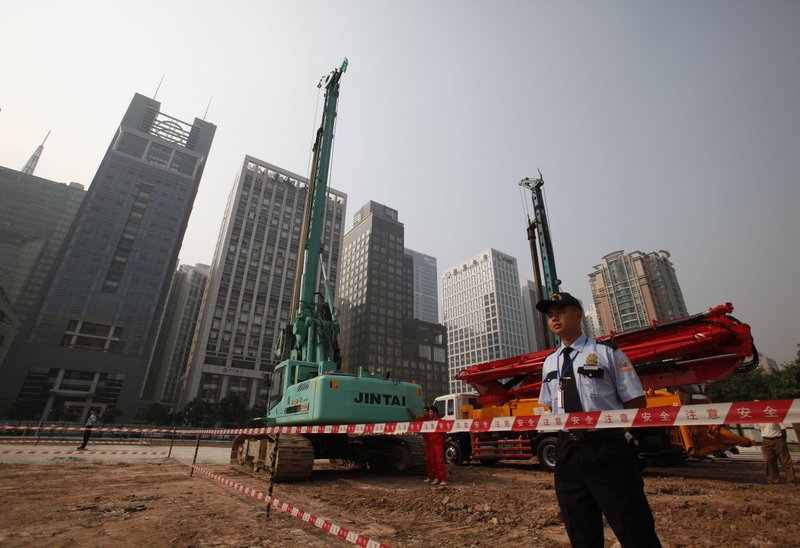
[0,167,85,324]
[338,201,448,401]
[3,93,215,422]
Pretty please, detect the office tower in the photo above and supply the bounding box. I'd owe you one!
[402,318,449,401]
[21,131,51,175]
[3,93,215,422]
[141,263,209,406]
[520,280,547,352]
[0,166,85,323]
[584,302,602,338]
[589,249,688,333]
[0,287,21,368]
[337,201,449,401]
[758,353,780,375]
[442,249,528,394]
[180,157,346,408]
[404,249,439,323]
[338,201,406,373]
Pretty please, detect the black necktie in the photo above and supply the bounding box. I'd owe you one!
[561,347,583,413]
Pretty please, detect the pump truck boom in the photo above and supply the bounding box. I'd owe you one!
[230,60,425,481]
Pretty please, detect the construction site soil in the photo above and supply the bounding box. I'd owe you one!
[0,458,797,547]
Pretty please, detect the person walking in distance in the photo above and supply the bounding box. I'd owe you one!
[407,406,448,486]
[537,292,661,547]
[77,409,98,451]
[757,422,797,484]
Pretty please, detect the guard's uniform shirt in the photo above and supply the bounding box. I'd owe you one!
[538,334,661,548]
[538,334,644,414]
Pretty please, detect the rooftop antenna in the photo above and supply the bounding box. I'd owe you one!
[21,130,51,175]
[153,74,165,100]
[203,96,213,120]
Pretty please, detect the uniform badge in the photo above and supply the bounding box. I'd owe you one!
[618,359,633,372]
[585,353,599,365]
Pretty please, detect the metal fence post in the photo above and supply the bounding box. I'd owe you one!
[168,428,177,458]
[266,433,280,517]
[190,433,202,477]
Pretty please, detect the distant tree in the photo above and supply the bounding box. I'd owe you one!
[249,402,267,422]
[184,398,218,426]
[0,397,18,420]
[99,406,124,424]
[772,361,800,399]
[706,368,773,403]
[0,398,48,421]
[53,406,80,422]
[218,393,249,425]
[136,402,171,425]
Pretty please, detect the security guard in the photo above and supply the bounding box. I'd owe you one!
[537,292,661,548]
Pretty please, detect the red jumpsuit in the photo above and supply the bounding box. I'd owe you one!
[422,429,447,483]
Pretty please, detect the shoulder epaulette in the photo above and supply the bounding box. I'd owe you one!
[596,339,619,350]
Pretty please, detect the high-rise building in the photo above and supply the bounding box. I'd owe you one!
[404,248,439,323]
[520,280,547,352]
[0,166,85,323]
[0,286,21,369]
[442,249,528,394]
[141,263,209,406]
[337,201,448,401]
[180,157,346,408]
[402,318,448,402]
[3,93,216,422]
[589,250,688,334]
[584,302,602,338]
[338,201,406,373]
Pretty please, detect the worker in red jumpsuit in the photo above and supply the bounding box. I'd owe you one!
[407,406,448,485]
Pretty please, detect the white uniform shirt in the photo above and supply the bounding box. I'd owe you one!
[538,333,645,413]
[758,423,785,439]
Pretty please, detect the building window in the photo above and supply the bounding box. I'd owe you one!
[61,320,123,353]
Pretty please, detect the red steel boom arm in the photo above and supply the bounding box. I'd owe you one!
[455,303,757,406]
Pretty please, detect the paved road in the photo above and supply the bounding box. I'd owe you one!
[3,440,798,467]
[720,445,800,463]
[0,441,231,465]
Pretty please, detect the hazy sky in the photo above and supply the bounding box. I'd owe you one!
[2,1,798,363]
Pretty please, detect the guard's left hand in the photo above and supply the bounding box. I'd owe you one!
[624,431,635,444]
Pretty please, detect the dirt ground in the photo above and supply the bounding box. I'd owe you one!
[0,456,798,547]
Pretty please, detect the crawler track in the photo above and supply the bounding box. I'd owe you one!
[230,434,314,483]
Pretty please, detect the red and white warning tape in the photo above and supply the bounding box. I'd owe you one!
[0,440,149,445]
[195,398,800,436]
[0,450,166,456]
[174,457,390,548]
[0,426,176,433]
[3,398,798,437]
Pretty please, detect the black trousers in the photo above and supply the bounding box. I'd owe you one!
[80,426,92,448]
[555,437,661,548]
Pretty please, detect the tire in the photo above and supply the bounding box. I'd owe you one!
[536,436,558,472]
[656,452,686,467]
[444,440,463,465]
[390,444,413,472]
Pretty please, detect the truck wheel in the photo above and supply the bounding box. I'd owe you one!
[536,436,558,472]
[444,440,463,465]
